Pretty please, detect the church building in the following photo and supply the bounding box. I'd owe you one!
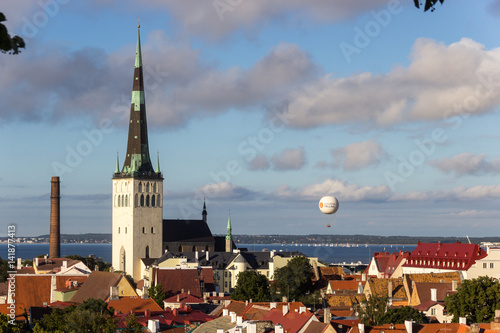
[112,26,234,281]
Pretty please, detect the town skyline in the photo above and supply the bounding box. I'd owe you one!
[1,1,500,237]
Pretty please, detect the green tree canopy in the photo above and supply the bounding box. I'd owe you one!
[381,306,427,324]
[232,270,270,302]
[150,283,166,308]
[445,276,500,324]
[272,256,314,301]
[359,295,388,326]
[0,13,25,54]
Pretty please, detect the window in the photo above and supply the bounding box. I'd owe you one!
[146,182,150,192]
[146,195,150,207]
[140,194,145,207]
[142,227,145,233]
[151,227,154,234]
[483,263,488,269]
[125,227,127,234]
[431,308,436,316]
[490,263,495,269]
[151,195,156,207]
[118,227,120,234]
[139,182,142,192]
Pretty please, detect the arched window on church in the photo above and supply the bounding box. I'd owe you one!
[118,227,120,234]
[138,182,142,192]
[125,195,128,207]
[142,227,145,234]
[140,194,145,207]
[192,245,196,252]
[125,227,127,234]
[151,227,154,234]
[152,183,156,193]
[146,182,150,193]
[121,195,125,207]
[135,194,138,207]
[151,195,156,207]
[157,194,160,207]
[178,245,182,252]
[145,246,150,258]
[146,195,150,207]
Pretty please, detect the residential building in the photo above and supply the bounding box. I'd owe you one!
[402,242,487,279]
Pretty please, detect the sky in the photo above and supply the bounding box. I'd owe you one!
[1,0,500,238]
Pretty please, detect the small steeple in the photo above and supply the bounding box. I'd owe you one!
[202,199,207,223]
[155,151,161,173]
[226,211,232,240]
[225,211,233,252]
[115,152,120,174]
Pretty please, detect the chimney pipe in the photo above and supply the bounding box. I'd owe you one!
[431,288,437,302]
[49,176,61,258]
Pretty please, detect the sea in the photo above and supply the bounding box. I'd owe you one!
[0,243,416,265]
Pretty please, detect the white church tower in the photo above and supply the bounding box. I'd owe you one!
[112,24,163,281]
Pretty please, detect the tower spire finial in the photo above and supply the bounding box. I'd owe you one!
[115,151,120,174]
[138,18,140,28]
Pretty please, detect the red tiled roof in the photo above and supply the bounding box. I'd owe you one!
[0,275,52,318]
[34,258,83,273]
[403,242,487,271]
[303,321,331,333]
[55,275,88,289]
[413,299,445,311]
[164,292,204,304]
[328,280,360,292]
[108,296,163,313]
[413,282,455,304]
[153,268,202,297]
[261,308,314,333]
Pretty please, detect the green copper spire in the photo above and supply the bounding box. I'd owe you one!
[115,152,120,173]
[226,211,232,240]
[116,23,162,180]
[135,23,142,68]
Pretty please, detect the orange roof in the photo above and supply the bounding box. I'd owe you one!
[0,275,52,318]
[261,308,314,333]
[153,268,202,297]
[366,277,407,299]
[328,280,360,292]
[70,271,122,303]
[107,296,163,313]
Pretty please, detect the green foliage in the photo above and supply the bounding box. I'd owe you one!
[232,271,270,302]
[272,256,314,301]
[445,276,500,324]
[124,313,142,332]
[36,299,116,332]
[64,254,111,272]
[359,296,388,326]
[150,283,166,308]
[0,258,8,282]
[0,13,25,54]
[0,313,21,333]
[380,306,427,324]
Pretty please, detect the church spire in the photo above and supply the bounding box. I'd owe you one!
[225,211,233,252]
[226,211,232,240]
[117,24,161,179]
[202,199,207,223]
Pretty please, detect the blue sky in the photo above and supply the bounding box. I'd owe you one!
[1,0,500,238]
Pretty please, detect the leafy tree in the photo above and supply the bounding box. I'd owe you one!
[232,271,270,302]
[65,254,111,272]
[380,306,427,324]
[359,296,388,326]
[124,313,142,333]
[445,276,500,324]
[0,13,25,54]
[36,299,116,332]
[0,313,21,333]
[150,283,166,308]
[272,256,314,301]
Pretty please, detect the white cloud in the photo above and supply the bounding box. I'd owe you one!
[445,210,498,218]
[332,139,386,171]
[280,38,500,128]
[248,155,270,171]
[271,147,306,170]
[272,178,391,201]
[197,181,257,200]
[145,0,393,39]
[431,153,500,176]
[390,185,500,201]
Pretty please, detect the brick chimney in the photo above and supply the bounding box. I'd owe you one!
[49,177,61,258]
